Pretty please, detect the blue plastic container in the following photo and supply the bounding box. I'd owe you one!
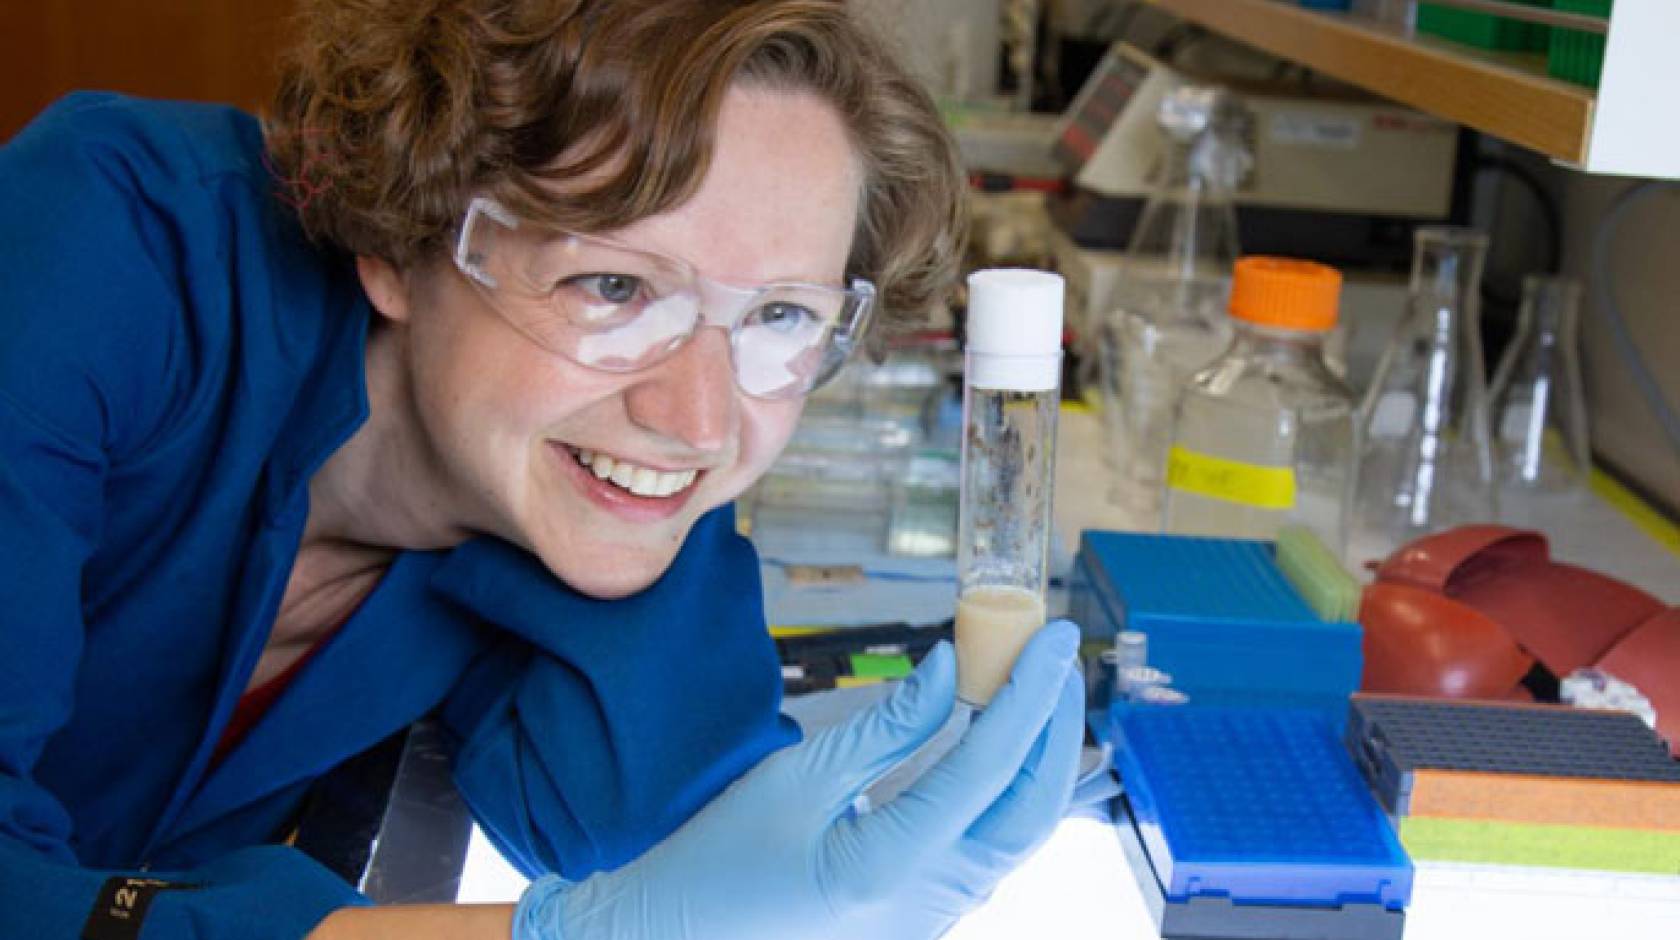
[1114,705,1413,909]
[1068,531,1363,721]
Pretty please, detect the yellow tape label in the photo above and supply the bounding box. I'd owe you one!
[1166,445,1297,510]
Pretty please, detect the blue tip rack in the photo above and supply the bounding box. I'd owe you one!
[1113,706,1413,915]
[1069,531,1363,721]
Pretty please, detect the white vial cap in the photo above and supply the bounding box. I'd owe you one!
[966,268,1064,391]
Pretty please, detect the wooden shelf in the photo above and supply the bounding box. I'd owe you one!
[1143,0,1596,164]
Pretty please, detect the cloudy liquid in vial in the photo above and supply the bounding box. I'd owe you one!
[956,585,1048,706]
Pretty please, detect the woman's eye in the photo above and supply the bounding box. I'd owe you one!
[567,273,644,304]
[757,302,818,334]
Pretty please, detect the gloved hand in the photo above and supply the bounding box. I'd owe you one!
[513,619,1085,940]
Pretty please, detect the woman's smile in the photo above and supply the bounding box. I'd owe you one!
[552,441,705,522]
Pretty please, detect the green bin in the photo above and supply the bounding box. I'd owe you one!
[1417,0,1551,52]
[1548,0,1612,88]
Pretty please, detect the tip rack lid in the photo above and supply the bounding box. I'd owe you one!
[1080,531,1323,626]
[1115,705,1414,910]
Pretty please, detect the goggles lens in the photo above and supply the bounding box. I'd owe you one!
[455,197,873,399]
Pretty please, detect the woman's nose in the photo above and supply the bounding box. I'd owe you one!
[622,325,738,453]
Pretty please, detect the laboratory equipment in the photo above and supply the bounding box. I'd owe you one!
[1275,525,1362,623]
[887,451,962,557]
[1373,524,1666,679]
[1489,274,1591,495]
[1096,84,1242,515]
[1592,607,1680,756]
[1353,0,1419,30]
[1112,707,1411,940]
[771,621,951,696]
[743,414,913,547]
[1361,522,1680,753]
[1561,668,1658,728]
[1417,0,1551,52]
[1352,227,1497,565]
[1067,530,1363,722]
[1392,768,1680,873]
[1052,42,1457,268]
[1113,800,1405,940]
[1163,257,1357,556]
[1346,694,1680,818]
[1358,582,1536,698]
[954,269,1063,707]
[1549,0,1613,88]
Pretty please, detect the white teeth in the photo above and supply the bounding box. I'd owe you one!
[569,447,699,498]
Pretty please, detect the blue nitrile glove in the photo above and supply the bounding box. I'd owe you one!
[512,619,1085,940]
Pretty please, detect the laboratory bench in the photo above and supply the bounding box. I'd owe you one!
[305,406,1679,938]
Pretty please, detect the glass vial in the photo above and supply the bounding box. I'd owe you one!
[1352,227,1497,566]
[956,269,1064,707]
[1162,257,1356,556]
[1489,275,1590,495]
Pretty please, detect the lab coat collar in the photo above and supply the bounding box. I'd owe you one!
[261,278,373,525]
[165,548,487,843]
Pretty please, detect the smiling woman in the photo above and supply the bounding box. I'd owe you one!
[333,83,868,600]
[0,3,1084,940]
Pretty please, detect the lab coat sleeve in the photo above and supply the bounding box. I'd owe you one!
[433,508,802,880]
[0,94,364,939]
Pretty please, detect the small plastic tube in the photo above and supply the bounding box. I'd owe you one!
[954,269,1064,706]
[1115,630,1148,672]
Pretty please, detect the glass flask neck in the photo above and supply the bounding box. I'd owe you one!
[1127,135,1243,278]
[1408,228,1488,327]
[1518,276,1581,346]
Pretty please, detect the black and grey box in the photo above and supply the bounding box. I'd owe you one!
[1347,694,1680,816]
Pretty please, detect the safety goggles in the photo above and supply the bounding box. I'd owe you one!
[453,197,875,400]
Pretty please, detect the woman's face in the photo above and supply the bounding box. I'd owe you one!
[388,85,862,597]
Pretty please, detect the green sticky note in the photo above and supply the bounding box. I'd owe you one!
[849,653,913,680]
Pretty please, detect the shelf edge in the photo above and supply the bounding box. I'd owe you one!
[1144,0,1594,164]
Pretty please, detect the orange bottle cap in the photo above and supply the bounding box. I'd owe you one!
[1228,256,1342,331]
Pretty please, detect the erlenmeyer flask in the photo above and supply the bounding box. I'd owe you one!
[1351,226,1497,566]
[1096,85,1247,519]
[1490,275,1591,494]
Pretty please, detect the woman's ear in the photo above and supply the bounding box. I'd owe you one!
[356,255,413,324]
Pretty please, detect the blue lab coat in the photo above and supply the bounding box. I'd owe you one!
[0,93,799,938]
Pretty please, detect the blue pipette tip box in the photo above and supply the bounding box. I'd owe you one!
[1070,531,1363,722]
[1114,705,1414,911]
[1114,799,1407,940]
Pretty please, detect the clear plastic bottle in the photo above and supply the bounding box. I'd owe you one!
[955,269,1063,707]
[1162,257,1356,557]
[1098,85,1248,519]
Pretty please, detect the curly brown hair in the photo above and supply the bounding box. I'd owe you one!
[264,0,966,326]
